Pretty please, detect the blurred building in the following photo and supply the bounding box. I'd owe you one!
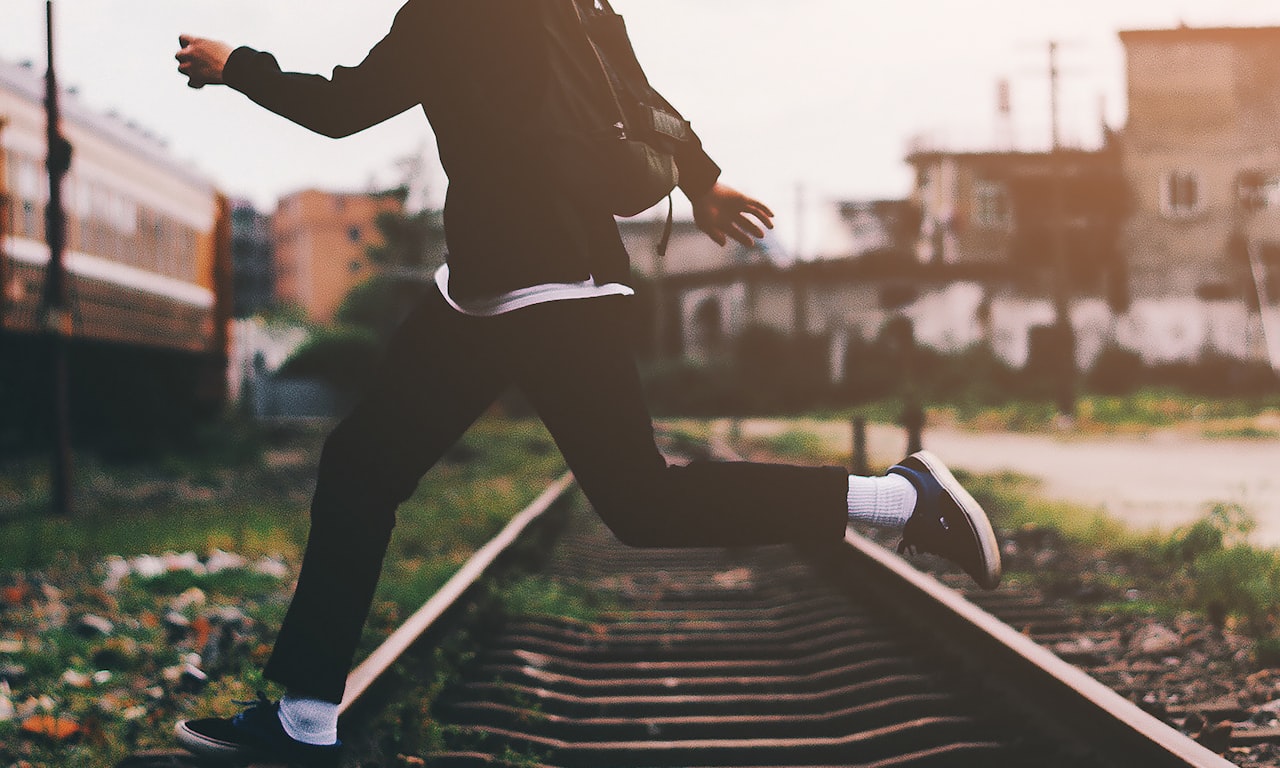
[229,198,273,318]
[621,200,921,368]
[630,24,1280,378]
[1120,26,1280,301]
[1116,25,1280,367]
[272,188,403,323]
[905,146,1127,302]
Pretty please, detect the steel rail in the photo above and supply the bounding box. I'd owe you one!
[118,453,1238,767]
[809,527,1236,768]
[337,470,575,716]
[113,471,576,768]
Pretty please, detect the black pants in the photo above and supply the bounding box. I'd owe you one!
[264,288,849,702]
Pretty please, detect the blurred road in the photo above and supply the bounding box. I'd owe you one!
[728,418,1280,547]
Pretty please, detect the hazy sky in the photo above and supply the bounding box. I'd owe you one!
[3,0,1279,230]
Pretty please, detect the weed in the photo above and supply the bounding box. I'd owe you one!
[498,575,619,623]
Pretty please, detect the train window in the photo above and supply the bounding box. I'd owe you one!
[21,201,36,238]
[92,185,111,222]
[114,197,137,235]
[16,157,45,204]
[75,179,92,219]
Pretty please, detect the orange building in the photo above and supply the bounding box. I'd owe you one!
[272,188,404,323]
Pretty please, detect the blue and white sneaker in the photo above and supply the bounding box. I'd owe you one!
[175,693,341,765]
[889,450,1002,590]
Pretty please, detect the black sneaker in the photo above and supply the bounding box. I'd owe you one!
[175,693,341,766]
[889,450,1002,590]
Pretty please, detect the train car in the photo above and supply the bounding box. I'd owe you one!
[0,57,232,452]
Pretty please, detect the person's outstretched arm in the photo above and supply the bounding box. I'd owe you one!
[648,85,773,247]
[175,4,426,138]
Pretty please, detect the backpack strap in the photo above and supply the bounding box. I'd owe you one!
[657,195,674,258]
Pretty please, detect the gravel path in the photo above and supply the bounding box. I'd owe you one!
[727,418,1280,546]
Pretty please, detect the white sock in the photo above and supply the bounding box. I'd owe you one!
[847,473,917,529]
[278,693,339,746]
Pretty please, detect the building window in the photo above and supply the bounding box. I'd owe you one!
[1161,170,1202,217]
[1237,170,1280,213]
[348,225,361,243]
[971,180,1011,229]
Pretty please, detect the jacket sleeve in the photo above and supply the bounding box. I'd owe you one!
[674,125,722,200]
[222,3,427,138]
[645,89,721,199]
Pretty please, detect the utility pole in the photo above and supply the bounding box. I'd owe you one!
[1048,40,1076,418]
[40,0,74,516]
[792,183,808,339]
[0,116,9,331]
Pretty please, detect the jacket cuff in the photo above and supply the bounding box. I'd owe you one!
[222,46,273,93]
[676,147,721,201]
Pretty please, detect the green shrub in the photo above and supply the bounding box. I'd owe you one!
[277,325,381,397]
[1087,345,1144,396]
[1161,503,1255,565]
[1188,545,1280,631]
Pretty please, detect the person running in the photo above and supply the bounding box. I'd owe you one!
[173,2,1000,763]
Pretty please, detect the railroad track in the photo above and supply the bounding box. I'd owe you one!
[120,472,1235,767]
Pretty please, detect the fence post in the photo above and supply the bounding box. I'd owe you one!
[903,401,924,455]
[851,417,868,476]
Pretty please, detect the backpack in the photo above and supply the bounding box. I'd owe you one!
[537,0,693,222]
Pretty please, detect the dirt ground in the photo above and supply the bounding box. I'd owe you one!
[725,418,1280,546]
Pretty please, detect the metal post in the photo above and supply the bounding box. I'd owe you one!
[850,416,868,476]
[903,402,924,455]
[792,183,808,339]
[0,116,9,331]
[1048,40,1076,418]
[40,0,73,516]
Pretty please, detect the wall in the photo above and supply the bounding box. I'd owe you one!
[675,275,1280,377]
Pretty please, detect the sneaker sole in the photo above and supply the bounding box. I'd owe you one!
[174,720,256,759]
[912,450,1002,590]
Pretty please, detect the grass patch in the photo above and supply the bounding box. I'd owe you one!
[1201,425,1280,440]
[750,428,831,464]
[0,416,567,768]
[962,472,1280,643]
[958,469,1151,551]
[816,389,1280,434]
[731,418,1280,660]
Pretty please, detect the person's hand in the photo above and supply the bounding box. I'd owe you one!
[689,182,774,247]
[176,34,233,89]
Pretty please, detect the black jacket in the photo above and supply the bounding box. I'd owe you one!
[223,0,721,299]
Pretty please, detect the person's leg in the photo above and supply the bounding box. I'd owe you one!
[264,290,509,702]
[178,290,510,760]
[498,296,849,548]
[499,296,999,589]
